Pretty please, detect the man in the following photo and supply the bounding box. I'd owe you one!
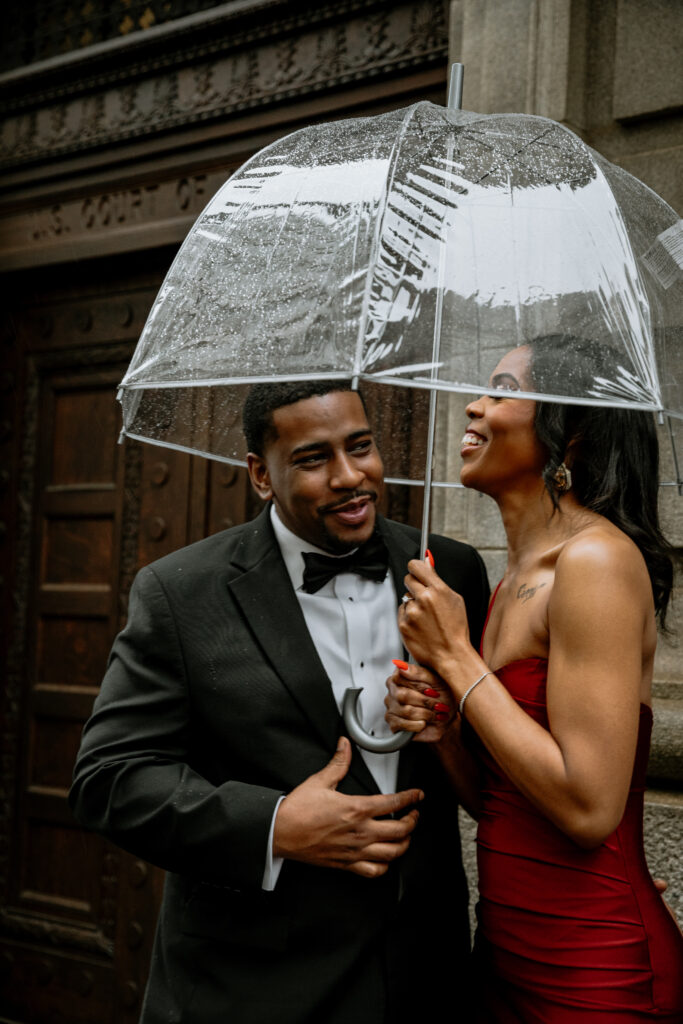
[70,381,489,1024]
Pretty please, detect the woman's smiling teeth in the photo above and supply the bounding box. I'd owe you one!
[462,431,486,447]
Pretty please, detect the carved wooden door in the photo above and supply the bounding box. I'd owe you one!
[0,257,251,1023]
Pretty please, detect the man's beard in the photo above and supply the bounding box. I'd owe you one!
[316,490,378,553]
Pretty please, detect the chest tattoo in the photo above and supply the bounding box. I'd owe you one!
[517,582,547,604]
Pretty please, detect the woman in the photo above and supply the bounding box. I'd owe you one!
[386,337,683,1022]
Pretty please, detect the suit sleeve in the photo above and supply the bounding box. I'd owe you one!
[462,546,491,653]
[430,536,491,652]
[69,566,283,890]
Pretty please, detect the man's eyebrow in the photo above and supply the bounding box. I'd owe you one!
[290,440,328,457]
[290,429,372,458]
[490,372,521,389]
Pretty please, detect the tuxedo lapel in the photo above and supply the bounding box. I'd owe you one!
[225,508,378,793]
[377,517,422,791]
[378,517,419,604]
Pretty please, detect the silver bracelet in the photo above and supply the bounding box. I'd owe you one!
[458,671,492,716]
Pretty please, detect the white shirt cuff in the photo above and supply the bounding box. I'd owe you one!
[261,795,286,891]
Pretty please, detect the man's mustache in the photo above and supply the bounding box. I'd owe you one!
[318,490,378,515]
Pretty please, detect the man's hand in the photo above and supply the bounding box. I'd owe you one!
[273,737,423,878]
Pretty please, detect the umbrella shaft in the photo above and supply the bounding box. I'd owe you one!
[448,63,464,110]
[420,389,438,557]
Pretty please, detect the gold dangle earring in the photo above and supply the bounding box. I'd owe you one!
[552,462,572,494]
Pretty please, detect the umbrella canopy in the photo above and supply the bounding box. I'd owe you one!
[118,100,682,489]
[118,98,682,751]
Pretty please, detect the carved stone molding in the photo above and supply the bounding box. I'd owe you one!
[1,172,221,271]
[0,0,448,171]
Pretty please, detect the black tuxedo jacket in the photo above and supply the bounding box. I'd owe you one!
[70,508,489,1024]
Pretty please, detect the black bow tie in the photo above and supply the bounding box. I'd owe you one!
[301,533,390,594]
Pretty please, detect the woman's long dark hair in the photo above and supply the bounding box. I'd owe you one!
[528,335,677,630]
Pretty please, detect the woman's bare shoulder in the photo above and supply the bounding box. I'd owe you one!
[549,517,656,705]
[553,517,652,607]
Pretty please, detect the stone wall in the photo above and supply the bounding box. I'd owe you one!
[444,0,683,926]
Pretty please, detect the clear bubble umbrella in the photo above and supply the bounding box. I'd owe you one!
[118,73,683,750]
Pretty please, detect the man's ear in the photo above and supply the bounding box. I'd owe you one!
[246,453,273,501]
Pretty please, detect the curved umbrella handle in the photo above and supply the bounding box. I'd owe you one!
[341,687,413,753]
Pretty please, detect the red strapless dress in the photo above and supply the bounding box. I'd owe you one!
[471,656,683,1022]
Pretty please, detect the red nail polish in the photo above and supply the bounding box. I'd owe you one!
[424,688,440,698]
[425,548,435,567]
[434,702,450,713]
[435,712,449,721]
[392,659,409,671]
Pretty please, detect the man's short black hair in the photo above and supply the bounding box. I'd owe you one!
[242,380,366,455]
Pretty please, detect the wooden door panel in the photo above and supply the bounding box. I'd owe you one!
[0,307,164,1021]
[51,388,120,486]
[1,363,129,1023]
[36,617,113,687]
[137,446,193,565]
[0,254,249,1022]
[42,516,115,583]
[0,945,116,1024]
[28,717,85,790]
[206,461,250,534]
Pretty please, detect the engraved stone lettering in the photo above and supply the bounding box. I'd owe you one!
[176,176,207,212]
[77,187,158,232]
[80,198,96,230]
[29,205,69,241]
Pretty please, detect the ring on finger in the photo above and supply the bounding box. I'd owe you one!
[401,593,413,604]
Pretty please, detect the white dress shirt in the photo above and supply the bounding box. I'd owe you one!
[262,505,403,888]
